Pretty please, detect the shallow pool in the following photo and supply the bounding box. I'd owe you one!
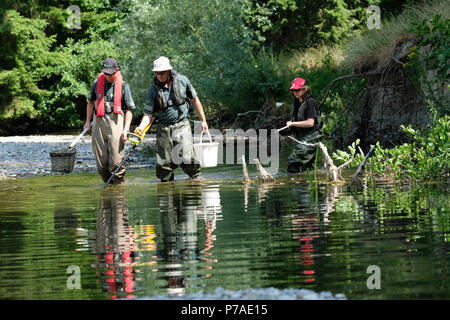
[0,161,448,299]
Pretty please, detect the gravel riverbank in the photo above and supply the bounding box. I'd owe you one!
[140,287,347,300]
[0,134,155,178]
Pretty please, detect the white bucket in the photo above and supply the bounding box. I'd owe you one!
[202,186,221,211]
[193,130,219,168]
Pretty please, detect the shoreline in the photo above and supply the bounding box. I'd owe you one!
[0,131,263,179]
[0,134,155,178]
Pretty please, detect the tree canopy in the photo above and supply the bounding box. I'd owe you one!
[0,0,438,134]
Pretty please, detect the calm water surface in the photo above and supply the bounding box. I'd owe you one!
[0,162,448,299]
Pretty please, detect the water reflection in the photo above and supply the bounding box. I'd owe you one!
[156,182,222,296]
[53,204,77,231]
[256,182,341,221]
[199,185,221,277]
[255,183,343,284]
[0,174,446,299]
[95,186,140,299]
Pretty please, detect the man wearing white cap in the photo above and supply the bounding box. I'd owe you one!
[135,56,208,181]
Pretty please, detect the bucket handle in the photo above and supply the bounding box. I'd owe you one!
[200,130,213,144]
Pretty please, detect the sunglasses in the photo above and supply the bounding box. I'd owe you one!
[154,71,168,76]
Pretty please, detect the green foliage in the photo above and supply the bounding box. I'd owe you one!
[333,108,449,182]
[116,0,278,118]
[367,141,414,180]
[334,112,449,182]
[405,14,450,117]
[251,0,383,49]
[0,1,123,131]
[345,0,450,70]
[366,111,449,181]
[0,10,57,119]
[242,0,274,44]
[315,0,361,44]
[332,138,365,166]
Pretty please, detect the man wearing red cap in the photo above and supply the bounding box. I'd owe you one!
[84,58,136,184]
[285,78,322,173]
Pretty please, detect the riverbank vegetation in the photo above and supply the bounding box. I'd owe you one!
[0,0,426,131]
[332,2,449,182]
[0,0,122,133]
[0,0,448,181]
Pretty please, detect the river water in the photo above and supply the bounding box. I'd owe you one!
[0,150,448,300]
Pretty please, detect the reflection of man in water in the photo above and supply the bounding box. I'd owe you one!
[157,182,202,296]
[95,186,139,299]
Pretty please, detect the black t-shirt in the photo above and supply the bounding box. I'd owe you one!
[292,95,319,137]
[293,96,318,121]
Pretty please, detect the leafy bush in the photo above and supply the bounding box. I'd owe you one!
[405,14,450,117]
[335,112,449,181]
[115,0,264,119]
[395,112,450,180]
[0,10,57,120]
[0,2,123,132]
[333,138,365,167]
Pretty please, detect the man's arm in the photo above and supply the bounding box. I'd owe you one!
[135,112,154,135]
[122,109,133,142]
[287,118,315,129]
[84,100,95,131]
[191,96,208,132]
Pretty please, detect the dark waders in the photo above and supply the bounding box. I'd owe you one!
[287,130,322,173]
[156,118,201,182]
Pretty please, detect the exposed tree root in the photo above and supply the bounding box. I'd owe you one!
[254,158,275,183]
[241,155,250,182]
[287,136,341,183]
[347,144,376,191]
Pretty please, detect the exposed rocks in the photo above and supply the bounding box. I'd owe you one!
[139,287,347,300]
[0,134,155,178]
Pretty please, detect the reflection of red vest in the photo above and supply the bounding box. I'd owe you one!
[105,250,135,300]
[96,71,123,117]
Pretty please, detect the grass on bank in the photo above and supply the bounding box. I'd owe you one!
[344,0,450,70]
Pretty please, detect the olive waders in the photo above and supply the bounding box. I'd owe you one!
[156,118,201,182]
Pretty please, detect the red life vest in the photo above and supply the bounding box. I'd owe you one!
[96,71,123,117]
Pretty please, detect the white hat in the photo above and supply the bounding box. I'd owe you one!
[152,56,173,72]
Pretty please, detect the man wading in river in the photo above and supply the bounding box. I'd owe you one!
[285,77,323,173]
[84,58,135,184]
[135,56,208,182]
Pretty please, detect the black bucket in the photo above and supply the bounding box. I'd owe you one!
[50,148,77,173]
